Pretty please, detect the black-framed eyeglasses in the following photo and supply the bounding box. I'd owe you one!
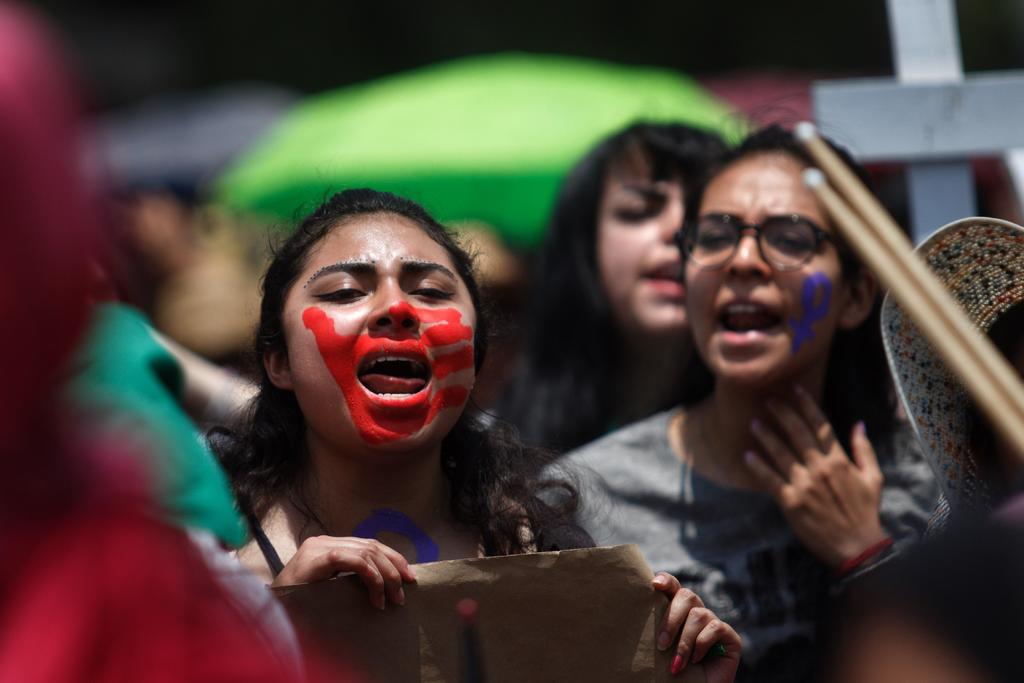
[674,213,835,271]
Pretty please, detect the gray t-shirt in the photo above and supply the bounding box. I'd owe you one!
[555,409,939,682]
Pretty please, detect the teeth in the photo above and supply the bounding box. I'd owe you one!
[367,356,425,372]
[725,303,761,314]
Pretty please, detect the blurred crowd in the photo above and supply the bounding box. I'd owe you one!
[3,3,1024,682]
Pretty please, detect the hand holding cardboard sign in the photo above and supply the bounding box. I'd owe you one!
[652,572,741,681]
[272,535,417,609]
[276,545,733,682]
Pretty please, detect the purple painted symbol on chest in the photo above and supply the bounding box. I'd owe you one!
[352,508,440,563]
[789,272,832,353]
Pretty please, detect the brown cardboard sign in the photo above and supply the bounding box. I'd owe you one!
[275,545,705,682]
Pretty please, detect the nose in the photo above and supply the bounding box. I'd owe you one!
[727,230,772,278]
[370,299,420,334]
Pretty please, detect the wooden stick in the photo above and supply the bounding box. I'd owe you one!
[795,123,917,257]
[801,165,1024,461]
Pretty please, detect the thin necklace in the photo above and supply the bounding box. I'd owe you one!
[670,405,717,477]
[679,404,755,490]
[670,408,700,540]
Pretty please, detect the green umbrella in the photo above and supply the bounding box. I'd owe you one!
[214,53,738,247]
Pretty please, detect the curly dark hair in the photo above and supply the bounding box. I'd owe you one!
[212,188,585,555]
[679,124,897,450]
[497,121,727,451]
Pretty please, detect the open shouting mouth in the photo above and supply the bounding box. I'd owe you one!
[357,352,431,396]
[718,301,783,334]
[302,305,474,444]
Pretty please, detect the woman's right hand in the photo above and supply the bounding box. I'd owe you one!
[744,386,887,569]
[271,535,417,609]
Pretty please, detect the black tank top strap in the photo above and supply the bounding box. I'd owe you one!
[247,513,285,578]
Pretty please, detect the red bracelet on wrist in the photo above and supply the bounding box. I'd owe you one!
[835,536,894,578]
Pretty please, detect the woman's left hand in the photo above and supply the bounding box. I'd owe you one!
[652,573,742,682]
[744,384,888,569]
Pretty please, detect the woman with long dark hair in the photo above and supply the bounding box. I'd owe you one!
[216,188,579,581]
[558,126,938,681]
[499,122,726,450]
[214,188,742,681]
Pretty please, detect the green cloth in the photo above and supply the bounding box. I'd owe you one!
[69,303,246,547]
[215,53,740,247]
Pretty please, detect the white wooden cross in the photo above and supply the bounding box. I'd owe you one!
[812,0,1024,243]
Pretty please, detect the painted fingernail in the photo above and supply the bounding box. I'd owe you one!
[670,654,685,675]
[856,420,867,437]
[396,588,406,605]
[658,632,672,650]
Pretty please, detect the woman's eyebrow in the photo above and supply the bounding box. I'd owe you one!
[304,260,376,288]
[620,183,669,201]
[401,259,457,281]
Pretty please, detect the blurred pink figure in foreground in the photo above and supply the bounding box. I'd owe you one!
[0,5,355,681]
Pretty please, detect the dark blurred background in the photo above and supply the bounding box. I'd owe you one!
[28,0,1024,391]
[31,0,1024,111]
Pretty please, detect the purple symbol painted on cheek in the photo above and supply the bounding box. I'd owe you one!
[789,272,832,353]
[352,508,440,563]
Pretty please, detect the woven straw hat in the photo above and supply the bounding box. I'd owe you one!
[882,217,1024,515]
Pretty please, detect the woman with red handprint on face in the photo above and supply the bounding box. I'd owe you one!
[301,301,474,445]
[217,191,496,589]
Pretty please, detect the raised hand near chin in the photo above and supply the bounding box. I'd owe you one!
[744,384,889,569]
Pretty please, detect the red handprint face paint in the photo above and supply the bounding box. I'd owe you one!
[272,215,479,451]
[302,303,474,444]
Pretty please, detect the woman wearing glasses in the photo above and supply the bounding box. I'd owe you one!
[556,126,938,682]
